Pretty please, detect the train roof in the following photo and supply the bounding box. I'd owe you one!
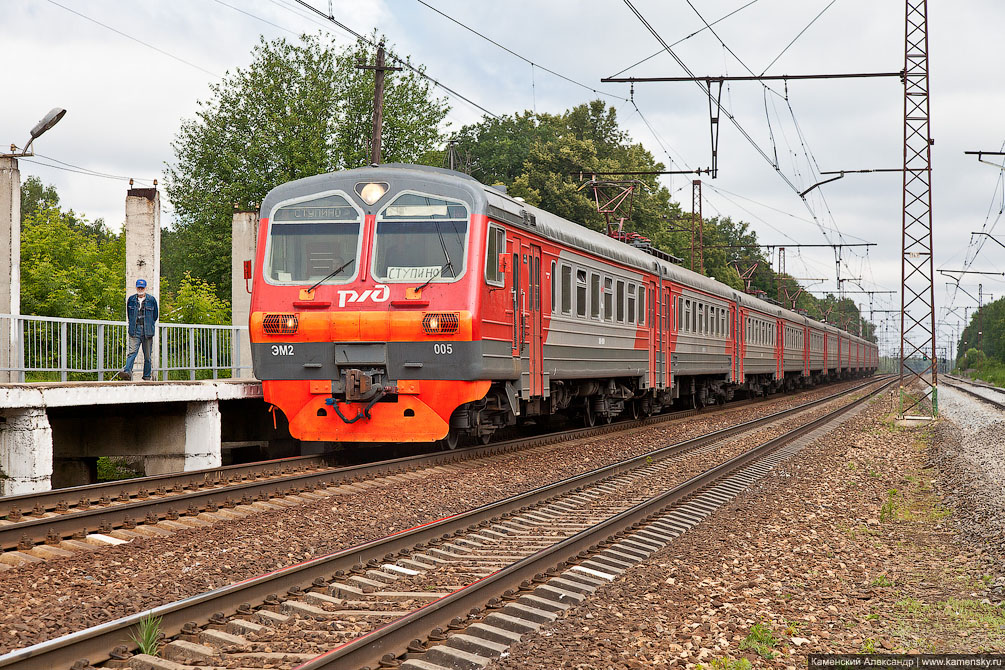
[259,164,872,346]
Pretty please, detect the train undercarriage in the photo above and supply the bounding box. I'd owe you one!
[443,368,874,448]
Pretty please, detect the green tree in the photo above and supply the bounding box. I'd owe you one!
[453,101,882,338]
[20,175,60,222]
[959,347,987,370]
[164,32,450,298]
[20,202,123,319]
[161,273,231,325]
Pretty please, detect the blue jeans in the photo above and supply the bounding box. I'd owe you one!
[123,335,153,380]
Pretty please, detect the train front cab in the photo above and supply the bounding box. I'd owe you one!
[249,167,501,445]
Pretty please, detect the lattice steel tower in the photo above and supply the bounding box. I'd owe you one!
[899,0,937,418]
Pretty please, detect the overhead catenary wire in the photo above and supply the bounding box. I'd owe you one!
[289,0,500,119]
[759,0,838,76]
[21,155,157,186]
[621,0,871,292]
[414,0,628,104]
[45,0,221,78]
[608,0,762,79]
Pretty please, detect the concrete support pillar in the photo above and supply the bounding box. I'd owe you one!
[231,211,258,379]
[125,188,161,378]
[0,407,52,495]
[0,157,20,383]
[141,400,221,475]
[184,401,222,470]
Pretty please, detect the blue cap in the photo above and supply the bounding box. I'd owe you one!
[135,278,147,288]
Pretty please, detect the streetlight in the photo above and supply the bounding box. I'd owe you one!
[3,107,67,157]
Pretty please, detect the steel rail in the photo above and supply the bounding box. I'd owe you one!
[0,394,761,522]
[0,454,331,518]
[0,375,887,670]
[941,376,1005,411]
[0,382,843,551]
[304,376,895,670]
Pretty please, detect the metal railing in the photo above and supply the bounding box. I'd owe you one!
[0,314,253,383]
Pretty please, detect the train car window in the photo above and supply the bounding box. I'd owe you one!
[616,281,625,323]
[534,256,541,310]
[604,277,614,322]
[590,273,601,320]
[485,225,506,286]
[577,269,587,317]
[697,304,705,334]
[267,193,361,285]
[683,299,691,333]
[550,261,556,313]
[374,192,469,283]
[627,284,636,325]
[677,297,682,332]
[647,287,653,327]
[561,265,572,315]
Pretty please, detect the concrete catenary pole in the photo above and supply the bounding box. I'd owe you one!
[0,157,20,383]
[124,186,161,379]
[231,211,259,379]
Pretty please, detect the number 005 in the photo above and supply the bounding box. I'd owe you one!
[433,343,453,355]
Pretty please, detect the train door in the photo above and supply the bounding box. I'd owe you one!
[735,307,744,382]
[776,319,783,380]
[663,285,672,388]
[649,279,659,388]
[527,244,543,397]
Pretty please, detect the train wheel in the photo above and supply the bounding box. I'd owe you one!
[479,432,492,445]
[628,400,641,420]
[582,402,596,427]
[439,429,461,450]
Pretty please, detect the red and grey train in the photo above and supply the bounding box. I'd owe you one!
[249,164,877,446]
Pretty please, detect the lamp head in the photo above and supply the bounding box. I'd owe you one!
[30,108,67,139]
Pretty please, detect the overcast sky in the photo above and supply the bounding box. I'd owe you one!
[4,0,1004,355]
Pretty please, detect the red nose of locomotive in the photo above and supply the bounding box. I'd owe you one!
[249,175,491,444]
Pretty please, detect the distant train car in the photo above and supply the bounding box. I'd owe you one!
[249,164,877,447]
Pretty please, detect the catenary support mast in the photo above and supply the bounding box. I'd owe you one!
[899,0,937,418]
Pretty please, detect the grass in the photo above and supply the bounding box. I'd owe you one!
[96,457,142,482]
[698,657,752,670]
[130,613,163,656]
[739,622,778,660]
[871,574,895,587]
[969,358,1005,387]
[880,489,899,522]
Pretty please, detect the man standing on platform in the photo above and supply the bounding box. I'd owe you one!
[116,278,158,381]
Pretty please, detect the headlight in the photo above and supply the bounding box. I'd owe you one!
[356,182,389,205]
[263,313,298,335]
[422,312,459,335]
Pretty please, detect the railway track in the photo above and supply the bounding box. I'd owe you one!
[942,374,1005,411]
[0,378,877,559]
[0,375,891,670]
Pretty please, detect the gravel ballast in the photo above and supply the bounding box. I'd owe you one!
[0,381,871,655]
[487,390,1004,669]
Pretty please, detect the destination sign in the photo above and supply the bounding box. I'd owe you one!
[275,205,358,221]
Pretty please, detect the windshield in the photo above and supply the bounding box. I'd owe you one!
[373,192,469,282]
[266,194,361,285]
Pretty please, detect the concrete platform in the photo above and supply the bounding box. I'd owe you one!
[0,380,298,496]
[0,379,260,409]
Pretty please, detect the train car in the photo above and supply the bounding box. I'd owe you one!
[250,164,877,446]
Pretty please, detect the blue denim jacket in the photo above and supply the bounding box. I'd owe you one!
[126,293,159,338]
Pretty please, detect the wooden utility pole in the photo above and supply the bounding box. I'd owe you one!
[356,40,401,165]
